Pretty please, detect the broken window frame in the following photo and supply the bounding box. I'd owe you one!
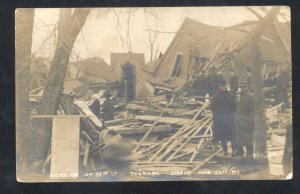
[262,60,281,79]
[169,52,183,78]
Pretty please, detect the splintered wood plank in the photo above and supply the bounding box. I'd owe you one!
[73,100,102,128]
[134,115,191,126]
[133,111,165,152]
[110,124,171,135]
[190,148,223,174]
[50,116,80,179]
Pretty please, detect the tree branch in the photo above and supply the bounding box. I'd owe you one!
[246,7,264,20]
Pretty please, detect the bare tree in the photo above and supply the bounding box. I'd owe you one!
[15,8,35,172]
[143,9,161,61]
[112,8,137,52]
[34,8,91,167]
[246,7,281,158]
[145,28,160,61]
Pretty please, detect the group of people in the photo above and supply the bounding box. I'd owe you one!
[194,67,256,158]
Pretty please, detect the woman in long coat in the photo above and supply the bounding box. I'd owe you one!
[233,81,255,157]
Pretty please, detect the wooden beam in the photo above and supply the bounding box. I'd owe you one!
[133,111,165,152]
[134,115,191,126]
[30,114,89,118]
[73,100,102,128]
[166,116,212,162]
[83,142,90,168]
[112,125,171,135]
[152,101,210,162]
[189,126,213,162]
[191,148,223,174]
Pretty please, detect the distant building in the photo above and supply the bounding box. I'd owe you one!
[72,57,118,82]
[65,57,118,98]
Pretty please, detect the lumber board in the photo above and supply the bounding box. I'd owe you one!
[134,115,191,126]
[31,115,88,118]
[152,102,210,162]
[50,116,80,178]
[83,142,90,168]
[73,100,102,128]
[271,134,286,146]
[110,125,171,135]
[189,126,212,162]
[134,111,165,152]
[105,118,129,127]
[191,148,223,174]
[166,116,212,162]
[269,163,284,176]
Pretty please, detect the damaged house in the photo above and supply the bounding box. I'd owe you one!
[136,18,291,100]
[64,57,118,98]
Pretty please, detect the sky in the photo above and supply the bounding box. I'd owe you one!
[31,6,290,64]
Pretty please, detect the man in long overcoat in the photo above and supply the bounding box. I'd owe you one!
[211,78,236,156]
[229,68,239,93]
[207,67,220,97]
[233,79,255,158]
[275,67,290,111]
[89,93,101,119]
[102,92,114,122]
[193,71,207,96]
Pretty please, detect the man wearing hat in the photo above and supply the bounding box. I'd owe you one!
[232,78,255,158]
[102,92,114,122]
[89,93,101,119]
[207,67,221,97]
[229,68,239,93]
[193,70,208,96]
[275,67,290,112]
[211,76,236,156]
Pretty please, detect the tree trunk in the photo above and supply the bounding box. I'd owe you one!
[34,8,90,164]
[15,8,35,172]
[248,7,280,156]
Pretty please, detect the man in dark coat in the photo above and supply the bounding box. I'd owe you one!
[275,67,290,111]
[211,77,236,156]
[89,93,101,119]
[232,79,255,158]
[229,68,239,93]
[246,66,253,92]
[207,67,220,97]
[193,71,207,96]
[102,92,114,122]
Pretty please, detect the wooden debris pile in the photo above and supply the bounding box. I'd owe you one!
[128,101,223,175]
[265,103,292,177]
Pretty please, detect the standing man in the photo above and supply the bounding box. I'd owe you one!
[102,92,115,122]
[233,79,255,159]
[207,67,220,97]
[211,78,236,156]
[246,66,253,91]
[229,68,239,93]
[275,67,290,111]
[193,70,207,96]
[89,93,101,119]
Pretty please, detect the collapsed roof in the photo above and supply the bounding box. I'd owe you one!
[136,17,290,98]
[73,57,118,82]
